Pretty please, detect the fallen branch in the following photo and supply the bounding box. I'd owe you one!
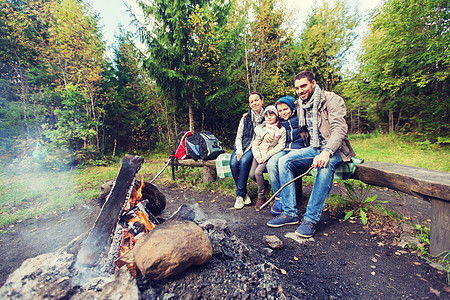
[259,166,314,211]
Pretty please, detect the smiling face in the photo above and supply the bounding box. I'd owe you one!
[294,77,316,102]
[277,103,292,120]
[248,94,263,114]
[264,111,277,125]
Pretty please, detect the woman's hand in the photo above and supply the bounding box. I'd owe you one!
[236,153,243,161]
[258,158,265,164]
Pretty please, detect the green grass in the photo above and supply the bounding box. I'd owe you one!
[0,134,448,229]
[349,133,449,172]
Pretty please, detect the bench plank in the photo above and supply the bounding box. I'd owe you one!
[353,161,450,202]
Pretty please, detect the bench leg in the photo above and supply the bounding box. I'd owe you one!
[430,197,450,256]
[295,177,303,204]
[202,166,217,183]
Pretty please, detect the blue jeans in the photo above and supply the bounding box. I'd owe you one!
[266,150,292,196]
[230,149,253,197]
[278,147,343,221]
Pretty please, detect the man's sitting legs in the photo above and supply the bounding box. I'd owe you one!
[295,153,344,237]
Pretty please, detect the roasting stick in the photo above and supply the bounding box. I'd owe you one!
[149,159,171,184]
[259,166,314,211]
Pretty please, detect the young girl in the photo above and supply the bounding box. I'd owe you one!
[249,105,286,211]
[230,92,265,209]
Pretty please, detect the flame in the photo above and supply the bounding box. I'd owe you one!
[129,176,145,207]
[119,176,156,256]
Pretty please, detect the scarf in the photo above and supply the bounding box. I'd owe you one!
[299,85,321,148]
[266,122,281,138]
[251,108,265,127]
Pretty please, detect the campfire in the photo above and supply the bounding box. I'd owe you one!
[1,154,279,299]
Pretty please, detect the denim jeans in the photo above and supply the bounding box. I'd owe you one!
[230,149,253,197]
[266,150,291,195]
[278,147,343,221]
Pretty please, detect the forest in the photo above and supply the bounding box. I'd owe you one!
[0,0,448,168]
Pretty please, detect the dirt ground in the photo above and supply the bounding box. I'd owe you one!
[0,180,449,299]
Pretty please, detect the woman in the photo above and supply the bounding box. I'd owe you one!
[230,92,265,209]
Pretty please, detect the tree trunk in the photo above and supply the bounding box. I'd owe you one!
[188,96,195,133]
[357,98,362,133]
[388,109,394,133]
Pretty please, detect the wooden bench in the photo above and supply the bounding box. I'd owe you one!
[351,162,450,256]
[171,159,450,256]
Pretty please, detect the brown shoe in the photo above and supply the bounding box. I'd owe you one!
[255,197,266,211]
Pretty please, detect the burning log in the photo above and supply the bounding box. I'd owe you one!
[98,180,166,215]
[77,154,145,266]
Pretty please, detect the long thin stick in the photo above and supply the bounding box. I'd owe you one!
[259,166,314,211]
[149,160,171,184]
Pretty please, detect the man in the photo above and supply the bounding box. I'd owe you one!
[266,70,355,238]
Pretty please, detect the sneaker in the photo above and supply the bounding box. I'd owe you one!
[270,199,283,215]
[255,197,265,211]
[234,196,244,209]
[295,220,317,238]
[266,214,299,228]
[244,194,252,205]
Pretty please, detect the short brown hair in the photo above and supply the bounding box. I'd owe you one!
[294,71,315,82]
[249,91,263,100]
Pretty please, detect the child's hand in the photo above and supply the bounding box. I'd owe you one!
[263,133,274,143]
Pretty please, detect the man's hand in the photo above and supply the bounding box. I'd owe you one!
[312,151,331,168]
[236,153,243,162]
[263,132,274,143]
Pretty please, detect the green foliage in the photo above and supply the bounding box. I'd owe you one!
[0,0,106,157]
[358,0,449,139]
[292,0,359,91]
[244,0,293,97]
[335,181,387,225]
[413,224,430,254]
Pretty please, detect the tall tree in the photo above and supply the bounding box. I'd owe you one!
[137,0,207,132]
[136,0,241,133]
[291,0,358,90]
[359,0,449,137]
[103,30,176,152]
[245,0,293,97]
[0,0,106,158]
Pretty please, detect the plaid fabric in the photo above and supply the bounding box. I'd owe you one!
[309,157,363,180]
[215,153,232,179]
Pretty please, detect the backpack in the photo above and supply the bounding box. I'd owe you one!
[185,131,225,161]
[171,131,193,160]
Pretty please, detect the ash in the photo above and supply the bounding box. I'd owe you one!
[137,212,296,299]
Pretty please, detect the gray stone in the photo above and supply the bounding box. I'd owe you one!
[263,235,284,249]
[262,247,274,256]
[285,232,315,244]
[124,219,212,280]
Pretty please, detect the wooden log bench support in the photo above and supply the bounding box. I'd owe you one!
[172,159,450,256]
[171,159,218,183]
[352,161,450,256]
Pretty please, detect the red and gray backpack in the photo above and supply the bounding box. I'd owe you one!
[171,131,193,160]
